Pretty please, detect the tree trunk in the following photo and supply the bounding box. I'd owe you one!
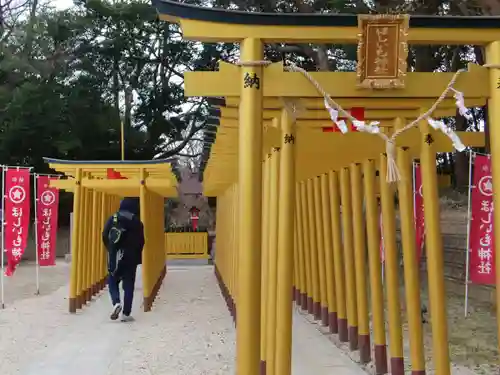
[124,85,133,133]
[113,57,120,118]
[23,0,39,58]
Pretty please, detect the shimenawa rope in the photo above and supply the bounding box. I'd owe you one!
[234,59,499,182]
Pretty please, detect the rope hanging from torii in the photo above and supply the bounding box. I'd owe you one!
[236,59,499,183]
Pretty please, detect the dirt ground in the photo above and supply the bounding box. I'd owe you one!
[399,199,498,374]
[420,280,498,374]
[1,260,70,307]
[318,195,498,374]
[390,276,497,374]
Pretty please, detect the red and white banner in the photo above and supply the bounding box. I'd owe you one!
[469,155,495,284]
[3,168,31,276]
[414,164,425,261]
[36,176,59,266]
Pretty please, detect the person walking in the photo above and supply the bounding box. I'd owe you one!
[102,197,144,322]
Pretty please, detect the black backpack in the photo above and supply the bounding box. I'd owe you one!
[108,213,128,246]
[107,212,134,276]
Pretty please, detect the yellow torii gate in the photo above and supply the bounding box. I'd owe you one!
[189,55,488,375]
[152,2,500,375]
[45,158,177,312]
[201,100,485,375]
[203,100,485,186]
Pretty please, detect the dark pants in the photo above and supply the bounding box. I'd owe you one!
[108,266,137,316]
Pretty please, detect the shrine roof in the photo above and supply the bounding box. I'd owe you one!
[152,0,500,29]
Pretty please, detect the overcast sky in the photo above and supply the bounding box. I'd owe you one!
[53,0,74,10]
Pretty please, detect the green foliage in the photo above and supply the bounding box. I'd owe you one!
[0,0,206,174]
[0,0,485,207]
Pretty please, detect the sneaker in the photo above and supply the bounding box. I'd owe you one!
[121,314,135,322]
[110,303,122,320]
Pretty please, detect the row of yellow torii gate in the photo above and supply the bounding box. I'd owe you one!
[42,2,500,375]
[45,161,175,312]
[151,3,500,375]
[43,159,210,312]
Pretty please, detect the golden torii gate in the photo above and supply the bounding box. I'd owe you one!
[45,158,177,312]
[204,99,485,185]
[152,2,500,375]
[203,100,486,373]
[190,63,488,375]
[201,100,485,375]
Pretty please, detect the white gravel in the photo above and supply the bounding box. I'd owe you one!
[0,265,236,375]
[0,262,368,375]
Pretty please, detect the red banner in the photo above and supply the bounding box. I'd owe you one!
[414,164,425,261]
[469,155,495,285]
[3,168,31,276]
[36,176,59,266]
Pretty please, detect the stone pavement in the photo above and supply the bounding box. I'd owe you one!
[0,265,365,375]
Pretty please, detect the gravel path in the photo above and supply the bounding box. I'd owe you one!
[0,261,367,375]
[0,265,236,375]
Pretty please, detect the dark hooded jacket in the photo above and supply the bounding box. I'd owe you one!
[102,198,145,273]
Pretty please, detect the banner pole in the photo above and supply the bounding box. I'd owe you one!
[120,121,125,161]
[1,165,5,308]
[464,150,474,318]
[379,209,384,284]
[412,162,416,219]
[34,174,40,295]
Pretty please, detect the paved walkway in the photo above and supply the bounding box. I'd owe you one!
[0,265,364,375]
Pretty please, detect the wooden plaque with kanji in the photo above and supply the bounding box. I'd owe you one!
[356,14,409,89]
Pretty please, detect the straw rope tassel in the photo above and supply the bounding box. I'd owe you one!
[385,140,400,183]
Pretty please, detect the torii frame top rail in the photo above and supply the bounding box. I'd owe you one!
[152,0,500,44]
[43,157,178,197]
